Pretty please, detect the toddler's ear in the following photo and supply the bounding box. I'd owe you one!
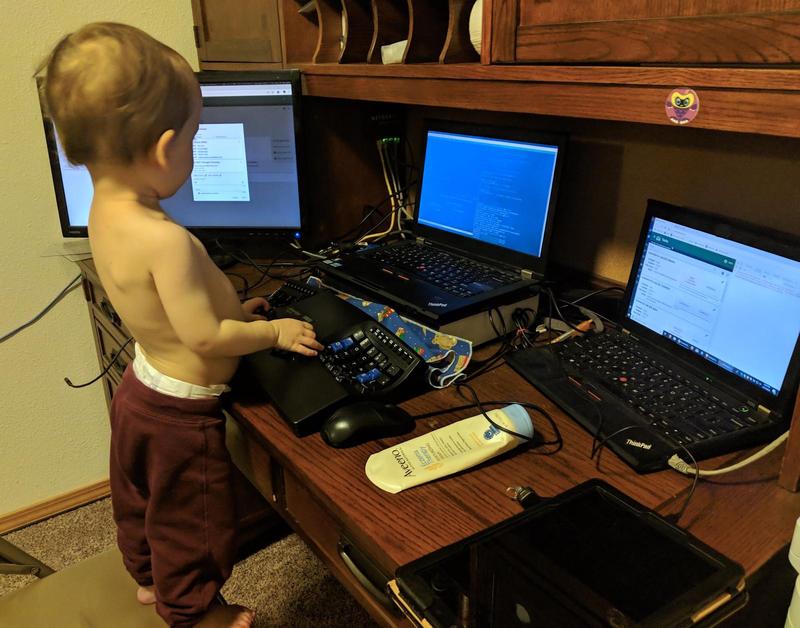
[152,129,177,169]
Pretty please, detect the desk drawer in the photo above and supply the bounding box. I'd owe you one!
[85,278,129,335]
[283,469,405,626]
[94,317,134,380]
[225,415,277,504]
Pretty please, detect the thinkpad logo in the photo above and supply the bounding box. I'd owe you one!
[428,302,448,308]
[626,438,652,450]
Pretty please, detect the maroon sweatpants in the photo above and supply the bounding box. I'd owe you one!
[109,366,237,627]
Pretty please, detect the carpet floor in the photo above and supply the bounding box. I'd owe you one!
[1,498,378,627]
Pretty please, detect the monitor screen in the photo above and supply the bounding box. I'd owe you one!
[627,216,800,396]
[41,71,304,240]
[416,129,561,259]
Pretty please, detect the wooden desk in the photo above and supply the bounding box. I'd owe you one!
[227,354,800,626]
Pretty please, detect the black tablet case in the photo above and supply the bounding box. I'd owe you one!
[393,480,746,628]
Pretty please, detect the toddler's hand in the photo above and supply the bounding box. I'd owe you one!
[242,297,269,321]
[272,318,324,356]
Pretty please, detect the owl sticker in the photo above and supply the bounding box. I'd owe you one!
[665,88,699,125]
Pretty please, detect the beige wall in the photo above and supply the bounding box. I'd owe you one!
[0,1,196,516]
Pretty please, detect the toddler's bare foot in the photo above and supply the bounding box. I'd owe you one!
[196,604,255,628]
[136,585,156,605]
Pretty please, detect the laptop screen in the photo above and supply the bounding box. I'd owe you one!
[416,130,560,258]
[627,216,800,396]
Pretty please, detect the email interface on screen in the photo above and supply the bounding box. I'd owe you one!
[416,130,560,257]
[627,217,800,396]
[56,81,301,230]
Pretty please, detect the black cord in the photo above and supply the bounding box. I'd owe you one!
[456,382,563,447]
[567,286,626,306]
[545,287,586,333]
[488,307,507,338]
[1,274,82,344]
[666,444,700,525]
[226,272,250,296]
[65,336,135,388]
[333,180,419,243]
[590,424,640,470]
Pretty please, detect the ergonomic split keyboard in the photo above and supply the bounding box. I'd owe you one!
[320,320,424,397]
[361,242,519,298]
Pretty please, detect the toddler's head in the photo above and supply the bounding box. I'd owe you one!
[41,22,199,175]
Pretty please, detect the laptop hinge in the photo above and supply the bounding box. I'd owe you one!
[756,404,772,416]
[521,269,534,280]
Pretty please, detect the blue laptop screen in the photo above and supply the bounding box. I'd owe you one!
[416,130,560,257]
[627,217,800,396]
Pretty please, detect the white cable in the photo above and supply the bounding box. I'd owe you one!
[668,431,789,476]
[359,139,397,243]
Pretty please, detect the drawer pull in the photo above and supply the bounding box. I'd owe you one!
[99,297,121,326]
[65,336,134,388]
[337,538,392,608]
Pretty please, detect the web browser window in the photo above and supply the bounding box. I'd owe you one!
[628,217,800,395]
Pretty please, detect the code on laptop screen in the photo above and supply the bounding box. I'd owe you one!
[416,131,560,257]
[628,217,800,396]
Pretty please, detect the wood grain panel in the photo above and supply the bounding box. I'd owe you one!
[440,0,481,63]
[489,0,517,62]
[341,0,375,62]
[520,0,800,25]
[404,0,450,63]
[515,14,800,64]
[297,62,800,90]
[302,73,800,138]
[314,0,345,63]
[194,0,282,63]
[280,0,320,64]
[297,98,389,245]
[370,0,411,63]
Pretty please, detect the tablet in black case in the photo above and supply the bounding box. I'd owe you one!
[392,480,746,628]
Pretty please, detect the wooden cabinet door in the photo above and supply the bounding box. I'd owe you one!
[490,0,800,64]
[192,0,282,63]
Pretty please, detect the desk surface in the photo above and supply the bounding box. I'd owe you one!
[229,356,800,581]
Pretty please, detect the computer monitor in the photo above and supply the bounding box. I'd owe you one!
[39,70,305,248]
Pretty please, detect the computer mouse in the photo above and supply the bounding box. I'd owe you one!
[321,401,415,448]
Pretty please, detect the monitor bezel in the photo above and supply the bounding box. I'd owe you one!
[412,119,567,275]
[39,69,306,241]
[622,199,800,417]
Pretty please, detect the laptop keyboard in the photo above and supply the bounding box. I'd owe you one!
[554,333,771,448]
[361,242,520,298]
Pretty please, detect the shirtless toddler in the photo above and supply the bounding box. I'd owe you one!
[41,22,322,627]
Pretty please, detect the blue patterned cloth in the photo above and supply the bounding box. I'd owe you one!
[307,277,472,387]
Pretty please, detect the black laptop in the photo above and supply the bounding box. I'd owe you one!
[390,480,747,628]
[317,120,566,326]
[507,199,800,472]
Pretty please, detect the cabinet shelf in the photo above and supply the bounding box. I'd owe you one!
[297,63,800,138]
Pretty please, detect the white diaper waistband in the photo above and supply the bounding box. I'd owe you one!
[133,343,230,399]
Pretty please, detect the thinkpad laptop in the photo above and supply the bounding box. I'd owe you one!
[318,120,566,326]
[507,199,800,472]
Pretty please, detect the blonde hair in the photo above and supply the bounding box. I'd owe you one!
[39,22,198,165]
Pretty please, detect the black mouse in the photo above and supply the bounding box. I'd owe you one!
[321,401,415,448]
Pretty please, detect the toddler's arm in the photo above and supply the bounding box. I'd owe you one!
[150,226,322,357]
